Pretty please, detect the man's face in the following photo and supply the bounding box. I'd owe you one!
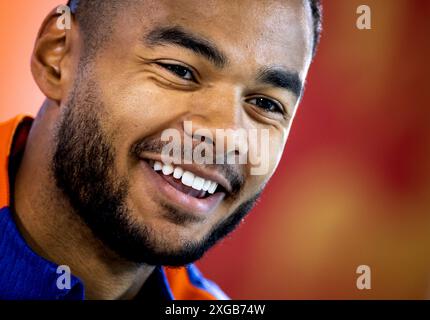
[53,0,313,265]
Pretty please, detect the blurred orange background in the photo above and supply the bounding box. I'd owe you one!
[1,1,429,299]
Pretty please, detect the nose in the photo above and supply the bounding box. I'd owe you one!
[182,85,249,162]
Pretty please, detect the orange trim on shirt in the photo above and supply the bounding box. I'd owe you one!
[0,115,31,209]
[163,266,218,300]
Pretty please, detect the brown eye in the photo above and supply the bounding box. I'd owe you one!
[246,97,284,114]
[156,63,195,81]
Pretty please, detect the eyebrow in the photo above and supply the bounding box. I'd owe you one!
[145,26,228,68]
[256,67,303,98]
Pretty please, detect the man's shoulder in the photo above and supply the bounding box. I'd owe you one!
[163,264,229,300]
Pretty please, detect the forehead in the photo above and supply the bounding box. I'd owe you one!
[117,0,313,76]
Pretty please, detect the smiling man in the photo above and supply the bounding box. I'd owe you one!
[0,0,322,300]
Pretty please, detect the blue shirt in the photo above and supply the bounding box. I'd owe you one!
[0,206,177,300]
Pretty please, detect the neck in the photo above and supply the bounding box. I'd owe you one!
[12,101,155,300]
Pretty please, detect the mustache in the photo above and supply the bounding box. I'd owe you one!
[130,137,245,197]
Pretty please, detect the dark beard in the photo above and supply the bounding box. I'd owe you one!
[52,79,260,266]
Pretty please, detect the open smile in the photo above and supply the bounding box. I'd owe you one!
[139,158,228,217]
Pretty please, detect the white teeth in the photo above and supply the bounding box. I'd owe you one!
[192,177,205,191]
[202,180,211,191]
[153,161,162,171]
[181,171,195,187]
[208,181,218,194]
[162,164,174,175]
[151,161,219,194]
[173,167,184,179]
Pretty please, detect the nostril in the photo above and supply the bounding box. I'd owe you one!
[193,133,214,145]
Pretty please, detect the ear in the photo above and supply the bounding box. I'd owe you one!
[31,7,76,102]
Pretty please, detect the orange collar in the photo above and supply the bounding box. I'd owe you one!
[0,115,33,208]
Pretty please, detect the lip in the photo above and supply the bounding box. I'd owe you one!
[138,153,233,194]
[139,159,226,218]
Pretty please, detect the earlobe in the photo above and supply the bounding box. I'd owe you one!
[31,8,73,102]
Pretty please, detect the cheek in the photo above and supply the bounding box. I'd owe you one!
[96,80,189,168]
[94,57,190,144]
[103,85,181,135]
[246,126,286,180]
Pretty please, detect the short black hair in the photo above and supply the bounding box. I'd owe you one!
[67,0,322,57]
[309,0,323,56]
